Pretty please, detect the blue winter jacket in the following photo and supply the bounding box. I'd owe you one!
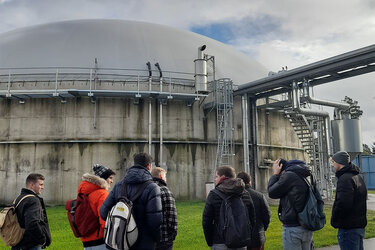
[100,165,163,250]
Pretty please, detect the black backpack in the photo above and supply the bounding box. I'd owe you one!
[212,189,252,248]
[296,174,326,231]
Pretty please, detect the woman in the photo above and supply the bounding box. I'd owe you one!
[77,164,115,250]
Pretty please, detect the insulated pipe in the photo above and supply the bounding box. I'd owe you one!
[195,45,208,93]
[302,81,350,110]
[242,94,250,173]
[159,99,163,167]
[292,82,332,155]
[147,62,152,155]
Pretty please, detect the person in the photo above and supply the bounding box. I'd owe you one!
[12,173,51,250]
[151,167,178,250]
[100,152,163,250]
[330,151,367,250]
[78,164,115,249]
[268,159,312,250]
[202,165,256,250]
[237,172,270,250]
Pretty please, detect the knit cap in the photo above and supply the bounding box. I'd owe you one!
[332,151,350,165]
[93,164,115,180]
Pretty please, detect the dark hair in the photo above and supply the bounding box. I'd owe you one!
[279,158,288,171]
[134,153,153,167]
[26,173,45,186]
[237,172,250,184]
[216,166,235,178]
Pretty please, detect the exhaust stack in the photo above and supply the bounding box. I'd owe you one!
[194,45,208,93]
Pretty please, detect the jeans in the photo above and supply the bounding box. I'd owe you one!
[282,226,313,250]
[337,228,365,250]
[211,244,247,250]
[84,244,107,250]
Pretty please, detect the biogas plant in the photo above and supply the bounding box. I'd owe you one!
[0,20,373,204]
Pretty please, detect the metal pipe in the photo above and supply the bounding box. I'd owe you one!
[159,99,163,167]
[249,98,258,188]
[148,76,152,155]
[324,116,333,156]
[302,81,350,109]
[241,94,250,173]
[292,82,330,117]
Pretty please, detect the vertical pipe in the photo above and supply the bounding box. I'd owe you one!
[148,77,152,155]
[159,77,163,166]
[159,99,163,167]
[249,98,258,189]
[242,94,250,173]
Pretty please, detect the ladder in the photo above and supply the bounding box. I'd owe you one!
[214,78,234,169]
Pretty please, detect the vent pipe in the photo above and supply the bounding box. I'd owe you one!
[194,45,208,93]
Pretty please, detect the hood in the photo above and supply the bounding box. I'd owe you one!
[124,165,153,184]
[285,160,311,178]
[78,173,109,194]
[336,162,360,178]
[217,178,245,196]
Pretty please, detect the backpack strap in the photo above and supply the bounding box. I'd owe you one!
[14,194,35,208]
[121,180,152,202]
[212,189,230,201]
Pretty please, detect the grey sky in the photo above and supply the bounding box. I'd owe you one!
[0,0,374,145]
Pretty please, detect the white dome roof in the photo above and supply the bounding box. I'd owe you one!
[0,19,267,84]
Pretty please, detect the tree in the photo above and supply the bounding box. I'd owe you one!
[363,144,372,155]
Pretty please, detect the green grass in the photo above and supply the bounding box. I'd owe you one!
[1,202,375,249]
[368,190,375,194]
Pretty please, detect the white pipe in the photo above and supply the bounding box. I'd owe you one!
[148,77,152,155]
[159,100,163,167]
[241,94,250,173]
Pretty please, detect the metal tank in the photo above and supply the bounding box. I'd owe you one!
[331,118,363,153]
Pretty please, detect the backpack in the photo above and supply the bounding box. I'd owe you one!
[212,189,252,248]
[0,194,34,246]
[104,180,151,250]
[297,175,326,231]
[65,193,100,238]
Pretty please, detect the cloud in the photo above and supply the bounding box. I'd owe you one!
[0,0,374,145]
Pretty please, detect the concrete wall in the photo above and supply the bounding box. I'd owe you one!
[0,95,306,204]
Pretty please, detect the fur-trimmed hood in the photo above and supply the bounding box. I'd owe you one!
[78,173,109,194]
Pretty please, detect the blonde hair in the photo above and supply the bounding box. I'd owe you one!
[151,167,167,178]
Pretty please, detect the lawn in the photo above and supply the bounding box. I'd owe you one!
[1,201,375,249]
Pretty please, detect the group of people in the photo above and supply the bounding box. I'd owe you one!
[11,153,177,250]
[10,150,367,250]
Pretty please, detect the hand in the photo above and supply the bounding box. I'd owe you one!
[273,159,282,175]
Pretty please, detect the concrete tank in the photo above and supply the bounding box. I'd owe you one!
[0,20,307,204]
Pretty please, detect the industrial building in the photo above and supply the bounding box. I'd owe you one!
[0,19,372,204]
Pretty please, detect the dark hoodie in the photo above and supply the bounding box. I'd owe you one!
[202,178,256,246]
[100,165,163,250]
[331,162,367,229]
[268,160,311,226]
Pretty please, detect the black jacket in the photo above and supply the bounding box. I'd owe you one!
[100,165,163,250]
[245,185,271,248]
[12,188,51,250]
[331,162,367,229]
[268,161,311,226]
[202,178,256,246]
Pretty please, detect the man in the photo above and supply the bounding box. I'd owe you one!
[268,159,312,250]
[331,151,367,250]
[13,173,51,250]
[100,153,163,250]
[202,166,255,250]
[78,164,115,249]
[237,172,270,250]
[151,167,178,250]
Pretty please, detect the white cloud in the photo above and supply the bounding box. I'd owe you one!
[0,0,374,145]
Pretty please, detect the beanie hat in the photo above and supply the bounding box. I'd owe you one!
[93,164,115,180]
[332,151,350,166]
